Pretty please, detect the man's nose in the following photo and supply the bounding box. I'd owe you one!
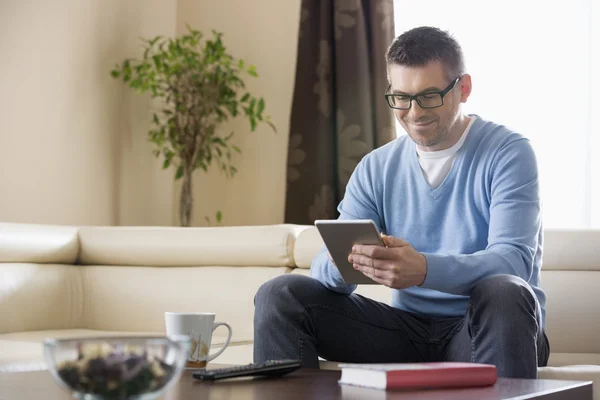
[408,99,427,120]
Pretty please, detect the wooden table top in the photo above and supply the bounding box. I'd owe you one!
[0,365,593,400]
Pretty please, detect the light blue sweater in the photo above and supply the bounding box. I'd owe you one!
[310,115,546,327]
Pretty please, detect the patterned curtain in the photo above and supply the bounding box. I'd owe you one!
[285,0,396,224]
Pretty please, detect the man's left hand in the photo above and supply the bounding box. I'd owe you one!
[348,235,427,289]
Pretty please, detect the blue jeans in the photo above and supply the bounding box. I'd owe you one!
[253,274,549,378]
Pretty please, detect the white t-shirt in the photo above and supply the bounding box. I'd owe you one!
[416,117,475,189]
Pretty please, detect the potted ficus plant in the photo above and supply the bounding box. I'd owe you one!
[111,26,276,227]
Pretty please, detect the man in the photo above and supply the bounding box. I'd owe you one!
[253,26,549,379]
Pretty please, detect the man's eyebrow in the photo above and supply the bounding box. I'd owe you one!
[392,86,441,95]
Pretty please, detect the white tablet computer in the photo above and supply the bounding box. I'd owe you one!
[314,219,385,285]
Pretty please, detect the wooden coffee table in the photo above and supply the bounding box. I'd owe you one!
[0,367,593,399]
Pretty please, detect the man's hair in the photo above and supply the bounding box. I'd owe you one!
[386,26,465,82]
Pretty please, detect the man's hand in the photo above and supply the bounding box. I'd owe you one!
[348,235,427,289]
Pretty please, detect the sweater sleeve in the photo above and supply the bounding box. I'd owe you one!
[309,157,383,294]
[420,138,541,296]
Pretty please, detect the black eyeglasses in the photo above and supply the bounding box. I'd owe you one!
[385,76,462,110]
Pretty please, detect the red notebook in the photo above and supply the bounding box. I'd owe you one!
[338,362,497,390]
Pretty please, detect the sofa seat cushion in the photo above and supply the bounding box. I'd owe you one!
[0,330,253,372]
[538,365,600,400]
[212,343,253,366]
[0,329,163,343]
[548,352,600,367]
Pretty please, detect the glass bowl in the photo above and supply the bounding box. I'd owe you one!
[43,335,190,400]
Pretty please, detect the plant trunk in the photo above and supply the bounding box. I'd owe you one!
[179,168,193,227]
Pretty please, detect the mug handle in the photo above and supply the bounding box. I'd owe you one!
[206,322,232,362]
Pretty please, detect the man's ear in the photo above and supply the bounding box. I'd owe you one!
[459,74,472,103]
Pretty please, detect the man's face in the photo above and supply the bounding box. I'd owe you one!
[387,61,470,151]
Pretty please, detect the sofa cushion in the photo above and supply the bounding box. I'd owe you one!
[542,230,600,271]
[0,340,46,372]
[541,270,600,354]
[0,329,160,343]
[0,223,79,264]
[0,264,83,334]
[82,266,289,343]
[212,343,253,366]
[538,365,600,400]
[547,352,600,367]
[0,330,254,372]
[0,331,148,371]
[77,225,298,267]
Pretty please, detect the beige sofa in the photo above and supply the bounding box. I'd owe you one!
[1,222,599,396]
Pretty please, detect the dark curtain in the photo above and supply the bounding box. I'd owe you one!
[285,0,396,224]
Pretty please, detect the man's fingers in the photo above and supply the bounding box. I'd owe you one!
[355,263,391,285]
[352,244,394,260]
[348,254,390,270]
[381,234,410,247]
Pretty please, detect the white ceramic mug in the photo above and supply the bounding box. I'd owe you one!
[165,312,232,368]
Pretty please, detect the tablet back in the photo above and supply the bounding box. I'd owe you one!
[314,219,384,285]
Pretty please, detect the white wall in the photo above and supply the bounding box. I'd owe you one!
[175,0,301,226]
[0,0,176,226]
[0,0,300,227]
[114,2,177,227]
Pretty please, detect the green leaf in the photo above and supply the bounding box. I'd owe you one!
[247,65,258,77]
[238,59,245,69]
[216,210,222,223]
[149,35,163,46]
[153,55,161,70]
[250,117,257,131]
[232,145,241,153]
[175,166,184,180]
[163,158,170,169]
[153,114,159,125]
[257,98,265,115]
[240,93,250,102]
[110,70,120,78]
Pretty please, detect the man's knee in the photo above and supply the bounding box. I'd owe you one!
[254,274,322,312]
[471,274,537,316]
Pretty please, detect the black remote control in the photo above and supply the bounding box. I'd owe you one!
[192,360,302,381]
